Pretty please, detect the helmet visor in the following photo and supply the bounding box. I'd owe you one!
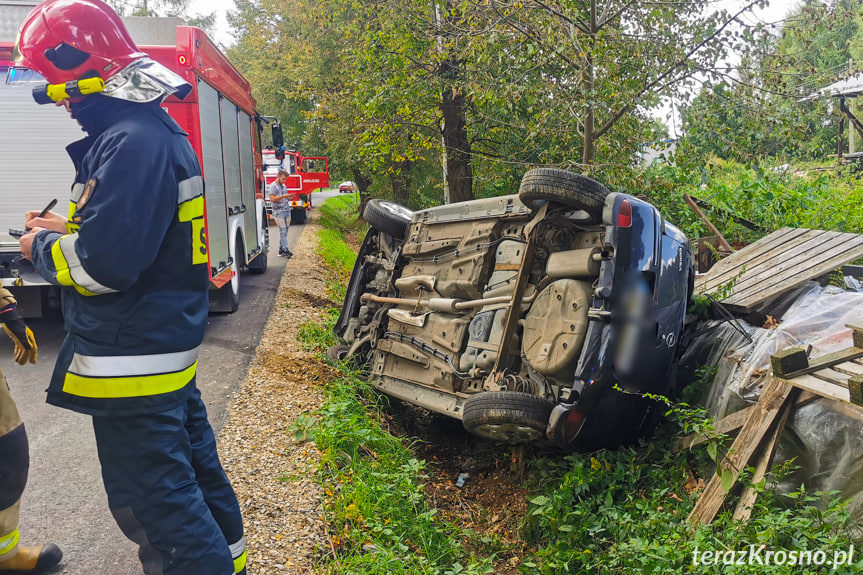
[4,66,47,86]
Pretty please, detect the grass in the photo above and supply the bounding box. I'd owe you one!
[316,193,365,302]
[294,193,863,574]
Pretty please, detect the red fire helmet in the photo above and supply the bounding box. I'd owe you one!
[14,0,146,86]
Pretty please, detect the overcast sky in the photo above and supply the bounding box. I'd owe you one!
[192,0,803,50]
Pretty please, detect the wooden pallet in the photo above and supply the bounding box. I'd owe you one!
[686,325,863,525]
[694,227,863,313]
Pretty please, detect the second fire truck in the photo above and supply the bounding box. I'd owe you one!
[262,135,329,225]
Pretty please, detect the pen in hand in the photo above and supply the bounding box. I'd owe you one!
[36,198,58,219]
[13,199,59,237]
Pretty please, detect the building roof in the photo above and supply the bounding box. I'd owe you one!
[801,73,863,101]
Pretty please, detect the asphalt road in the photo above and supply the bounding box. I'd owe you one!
[4,189,338,574]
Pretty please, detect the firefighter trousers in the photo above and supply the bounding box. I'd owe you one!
[92,384,246,575]
[0,369,29,564]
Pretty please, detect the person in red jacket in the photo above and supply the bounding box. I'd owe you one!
[0,287,63,573]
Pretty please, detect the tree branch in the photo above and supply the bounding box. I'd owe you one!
[595,0,761,139]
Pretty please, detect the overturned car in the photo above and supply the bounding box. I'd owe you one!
[332,169,694,450]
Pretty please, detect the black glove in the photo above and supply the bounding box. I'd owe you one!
[0,304,37,364]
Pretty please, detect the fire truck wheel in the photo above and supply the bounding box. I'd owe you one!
[363,199,413,239]
[226,240,241,312]
[248,244,268,274]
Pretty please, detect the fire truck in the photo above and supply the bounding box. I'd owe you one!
[261,141,329,225]
[0,7,273,314]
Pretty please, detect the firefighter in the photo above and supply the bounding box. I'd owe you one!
[0,289,63,573]
[9,1,246,573]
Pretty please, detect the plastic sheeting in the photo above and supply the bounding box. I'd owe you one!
[680,281,863,516]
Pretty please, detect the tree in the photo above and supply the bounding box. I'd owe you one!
[108,0,216,35]
[227,0,769,206]
[681,0,862,163]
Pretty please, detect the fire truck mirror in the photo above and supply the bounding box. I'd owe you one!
[271,121,284,150]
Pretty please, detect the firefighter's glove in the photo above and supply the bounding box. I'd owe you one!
[0,304,37,365]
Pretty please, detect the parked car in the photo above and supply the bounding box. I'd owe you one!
[331,169,694,450]
[339,181,356,194]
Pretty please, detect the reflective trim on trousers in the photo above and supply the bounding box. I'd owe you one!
[0,528,19,557]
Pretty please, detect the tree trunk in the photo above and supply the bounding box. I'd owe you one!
[440,58,474,204]
[389,160,413,207]
[353,171,373,219]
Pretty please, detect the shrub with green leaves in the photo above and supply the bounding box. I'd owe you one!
[521,430,863,574]
[638,160,863,244]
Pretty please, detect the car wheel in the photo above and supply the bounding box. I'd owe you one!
[518,168,610,224]
[462,391,554,444]
[363,198,413,239]
[327,344,350,363]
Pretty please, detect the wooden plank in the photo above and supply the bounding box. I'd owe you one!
[774,347,863,379]
[694,227,863,312]
[693,228,803,293]
[723,236,863,309]
[849,375,863,406]
[787,373,851,403]
[732,388,799,522]
[694,228,816,293]
[721,232,861,300]
[676,391,817,451]
[676,406,752,451]
[688,377,795,526]
[811,368,851,388]
[697,228,830,294]
[723,246,863,313]
[830,360,863,376]
[770,346,808,378]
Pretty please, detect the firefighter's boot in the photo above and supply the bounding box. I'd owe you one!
[0,544,63,573]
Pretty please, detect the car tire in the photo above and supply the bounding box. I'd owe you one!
[364,199,413,239]
[327,344,350,363]
[518,168,610,223]
[462,391,554,444]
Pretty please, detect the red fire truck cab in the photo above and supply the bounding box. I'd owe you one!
[262,146,330,225]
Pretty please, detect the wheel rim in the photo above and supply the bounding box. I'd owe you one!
[473,422,544,443]
[231,246,240,293]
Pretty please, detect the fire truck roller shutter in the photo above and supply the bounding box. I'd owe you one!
[238,110,259,254]
[220,97,243,218]
[197,80,229,274]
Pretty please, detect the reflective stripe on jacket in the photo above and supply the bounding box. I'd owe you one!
[31,96,209,417]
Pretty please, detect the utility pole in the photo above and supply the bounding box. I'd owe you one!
[434,1,450,204]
